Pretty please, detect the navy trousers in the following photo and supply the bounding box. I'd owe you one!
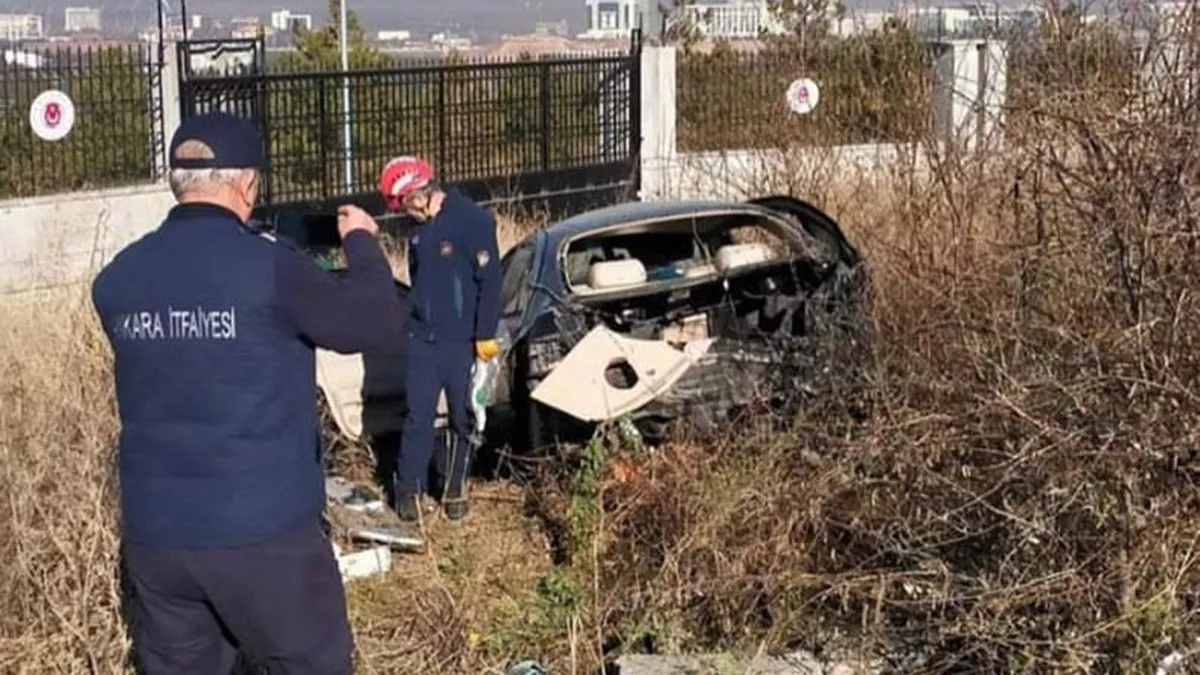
[121,518,353,675]
[396,338,473,498]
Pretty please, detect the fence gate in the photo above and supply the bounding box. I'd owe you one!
[176,33,643,219]
[176,39,271,198]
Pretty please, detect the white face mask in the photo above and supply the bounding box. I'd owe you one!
[401,190,437,222]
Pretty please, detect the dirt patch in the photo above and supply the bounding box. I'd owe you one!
[345,481,558,672]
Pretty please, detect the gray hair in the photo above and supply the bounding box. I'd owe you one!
[168,167,255,199]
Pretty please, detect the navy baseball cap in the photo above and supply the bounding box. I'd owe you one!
[168,111,265,170]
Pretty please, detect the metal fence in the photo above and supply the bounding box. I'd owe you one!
[0,44,162,199]
[179,38,642,214]
[675,28,1159,154]
[675,36,935,153]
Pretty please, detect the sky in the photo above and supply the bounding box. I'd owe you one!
[5,0,589,37]
[3,0,1045,39]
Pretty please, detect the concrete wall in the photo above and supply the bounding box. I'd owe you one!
[0,40,1007,295]
[639,40,1008,203]
[0,183,174,295]
[660,143,931,202]
[0,46,183,296]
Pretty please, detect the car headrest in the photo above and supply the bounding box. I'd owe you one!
[716,243,772,271]
[587,258,647,289]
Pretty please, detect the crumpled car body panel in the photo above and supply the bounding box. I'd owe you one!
[530,325,715,421]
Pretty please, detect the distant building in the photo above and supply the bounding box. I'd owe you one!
[580,0,642,39]
[686,0,783,38]
[829,10,891,37]
[3,48,45,68]
[139,20,187,42]
[431,32,472,49]
[534,20,569,37]
[230,17,275,40]
[0,14,45,41]
[64,7,101,33]
[490,34,586,58]
[269,9,312,33]
[377,30,412,42]
[898,3,1039,38]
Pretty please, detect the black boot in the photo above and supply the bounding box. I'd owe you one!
[441,433,472,523]
[443,495,469,522]
[395,491,421,524]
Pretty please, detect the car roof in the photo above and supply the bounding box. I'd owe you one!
[543,198,775,240]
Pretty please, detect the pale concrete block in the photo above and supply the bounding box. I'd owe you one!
[0,183,174,294]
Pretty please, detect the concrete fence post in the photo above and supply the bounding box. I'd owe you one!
[638,45,677,201]
[978,40,1007,149]
[154,42,182,179]
[931,39,1007,151]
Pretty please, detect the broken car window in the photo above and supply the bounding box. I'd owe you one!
[500,241,535,317]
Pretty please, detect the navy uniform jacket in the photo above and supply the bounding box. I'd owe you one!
[406,188,501,344]
[91,203,405,549]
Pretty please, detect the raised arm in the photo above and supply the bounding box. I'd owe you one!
[274,206,406,354]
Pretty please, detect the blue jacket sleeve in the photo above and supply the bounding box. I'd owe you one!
[274,230,406,354]
[470,210,502,341]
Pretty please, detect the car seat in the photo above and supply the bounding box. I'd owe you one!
[587,258,647,290]
[715,243,772,272]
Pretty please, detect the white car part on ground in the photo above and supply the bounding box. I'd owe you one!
[346,526,424,551]
[315,348,447,442]
[530,325,715,422]
[332,541,392,582]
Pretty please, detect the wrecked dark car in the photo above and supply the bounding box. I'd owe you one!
[305,195,870,453]
[490,195,869,449]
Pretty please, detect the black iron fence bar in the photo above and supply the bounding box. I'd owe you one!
[0,43,160,199]
[178,44,641,207]
[436,68,447,169]
[539,61,552,171]
[258,72,272,204]
[195,54,636,86]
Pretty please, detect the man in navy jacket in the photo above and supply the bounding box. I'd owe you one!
[377,156,501,529]
[92,111,404,674]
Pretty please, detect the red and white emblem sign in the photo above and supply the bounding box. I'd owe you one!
[785,78,820,116]
[29,90,75,141]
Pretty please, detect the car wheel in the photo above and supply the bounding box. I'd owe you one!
[631,414,673,446]
[525,396,556,454]
[518,379,588,456]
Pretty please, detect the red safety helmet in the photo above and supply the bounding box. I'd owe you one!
[378,155,434,211]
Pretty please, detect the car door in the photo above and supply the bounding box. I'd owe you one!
[481,237,539,407]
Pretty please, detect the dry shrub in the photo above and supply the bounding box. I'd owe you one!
[0,291,126,673]
[0,197,556,673]
[5,16,1200,675]
[577,20,1200,675]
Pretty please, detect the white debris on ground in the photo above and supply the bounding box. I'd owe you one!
[1156,639,1200,675]
[332,542,392,582]
[614,651,883,674]
[325,476,385,513]
[325,476,425,581]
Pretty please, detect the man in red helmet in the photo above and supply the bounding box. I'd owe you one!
[378,156,501,528]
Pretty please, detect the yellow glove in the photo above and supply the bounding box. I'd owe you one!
[475,339,500,361]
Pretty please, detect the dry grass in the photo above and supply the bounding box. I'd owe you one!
[4,20,1200,675]
[366,210,540,285]
[0,291,126,673]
